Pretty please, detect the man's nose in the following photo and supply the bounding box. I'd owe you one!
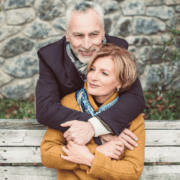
[82,37,92,50]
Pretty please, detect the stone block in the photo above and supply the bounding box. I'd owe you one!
[133,17,166,35]
[0,12,5,27]
[35,37,61,51]
[104,17,112,34]
[176,5,180,12]
[164,0,180,5]
[150,33,171,45]
[6,8,36,25]
[146,6,174,20]
[0,71,14,87]
[140,64,160,90]
[121,0,145,15]
[3,51,39,78]
[145,0,164,5]
[52,17,66,32]
[125,36,151,46]
[0,26,21,42]
[0,37,34,58]
[0,76,37,99]
[128,46,139,59]
[116,17,132,37]
[3,0,35,10]
[34,0,65,21]
[0,57,4,64]
[166,16,177,29]
[24,19,61,39]
[102,1,119,14]
[139,46,152,62]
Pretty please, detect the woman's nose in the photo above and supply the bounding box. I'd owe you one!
[91,72,98,81]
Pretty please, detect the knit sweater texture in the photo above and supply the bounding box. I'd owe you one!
[40,87,145,180]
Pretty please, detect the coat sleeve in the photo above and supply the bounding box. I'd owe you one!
[86,114,145,180]
[40,127,79,170]
[98,78,146,135]
[40,93,98,171]
[36,49,91,132]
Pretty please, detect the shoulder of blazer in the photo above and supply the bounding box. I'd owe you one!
[105,34,128,49]
[37,36,66,65]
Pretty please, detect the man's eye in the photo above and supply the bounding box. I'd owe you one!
[75,34,83,37]
[91,33,98,36]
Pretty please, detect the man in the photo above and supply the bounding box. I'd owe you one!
[36,1,145,149]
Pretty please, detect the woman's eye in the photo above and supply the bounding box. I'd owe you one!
[102,72,108,76]
[90,68,95,71]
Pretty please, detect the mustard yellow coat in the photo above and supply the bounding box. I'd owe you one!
[41,91,145,180]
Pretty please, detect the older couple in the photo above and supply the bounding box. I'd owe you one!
[37,1,145,180]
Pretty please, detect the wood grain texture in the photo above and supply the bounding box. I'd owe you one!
[1,119,180,129]
[0,165,180,180]
[0,129,180,146]
[0,147,180,163]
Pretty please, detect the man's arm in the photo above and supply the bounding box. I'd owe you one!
[98,78,146,136]
[36,49,91,132]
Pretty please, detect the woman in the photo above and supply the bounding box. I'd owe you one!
[41,43,145,180]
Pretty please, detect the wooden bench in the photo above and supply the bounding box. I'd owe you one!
[0,119,180,180]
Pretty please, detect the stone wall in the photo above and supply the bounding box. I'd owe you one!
[0,0,180,99]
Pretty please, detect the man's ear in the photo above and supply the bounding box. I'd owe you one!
[102,29,105,39]
[65,28,69,42]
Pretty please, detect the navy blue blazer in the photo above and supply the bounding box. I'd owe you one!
[36,34,145,135]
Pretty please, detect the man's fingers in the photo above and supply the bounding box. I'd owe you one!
[60,121,74,127]
[123,129,138,141]
[121,133,138,147]
[119,138,133,150]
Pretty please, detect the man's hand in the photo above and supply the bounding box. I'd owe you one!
[100,128,138,150]
[61,120,95,145]
[95,140,124,160]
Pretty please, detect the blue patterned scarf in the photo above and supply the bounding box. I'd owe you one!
[75,87,119,116]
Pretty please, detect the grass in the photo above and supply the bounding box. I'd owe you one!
[0,95,36,119]
[0,90,180,120]
[143,90,180,120]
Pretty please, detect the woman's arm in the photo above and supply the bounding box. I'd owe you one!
[40,127,79,170]
[87,114,145,180]
[61,114,145,180]
[40,126,98,170]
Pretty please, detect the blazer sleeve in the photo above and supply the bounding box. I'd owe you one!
[98,78,146,135]
[36,49,91,132]
[86,114,145,180]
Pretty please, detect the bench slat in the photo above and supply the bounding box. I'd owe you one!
[1,129,180,146]
[0,166,57,180]
[0,165,180,180]
[0,147,180,163]
[0,119,180,129]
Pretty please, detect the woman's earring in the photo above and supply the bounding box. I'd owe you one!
[117,87,119,92]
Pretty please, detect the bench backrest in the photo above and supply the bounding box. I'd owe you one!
[0,119,180,180]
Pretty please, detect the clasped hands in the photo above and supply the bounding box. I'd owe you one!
[60,120,138,165]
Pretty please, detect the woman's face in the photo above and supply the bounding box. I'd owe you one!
[87,56,121,103]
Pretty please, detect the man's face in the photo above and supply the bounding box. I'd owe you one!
[65,9,105,63]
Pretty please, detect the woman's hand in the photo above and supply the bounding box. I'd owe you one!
[95,140,124,160]
[61,141,94,166]
[100,128,138,150]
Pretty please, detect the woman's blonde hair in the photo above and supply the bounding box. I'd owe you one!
[87,43,137,92]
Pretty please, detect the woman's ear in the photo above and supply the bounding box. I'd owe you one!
[116,84,121,92]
